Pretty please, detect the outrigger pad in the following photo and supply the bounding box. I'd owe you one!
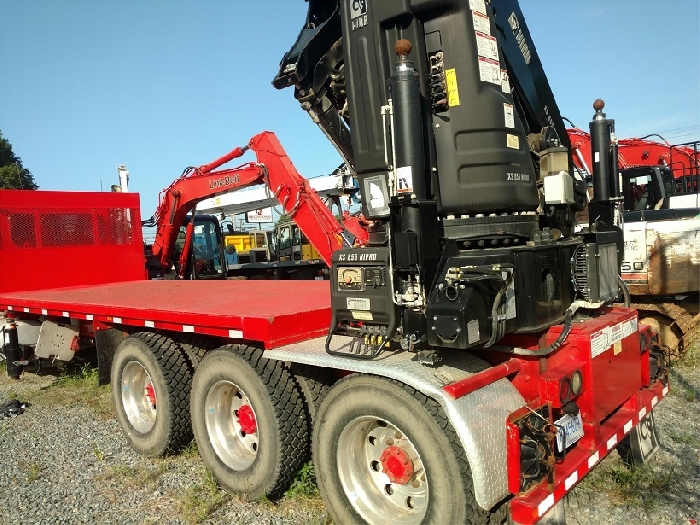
[628,411,661,466]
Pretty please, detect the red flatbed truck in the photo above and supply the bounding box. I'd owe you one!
[0,189,669,525]
[0,1,672,524]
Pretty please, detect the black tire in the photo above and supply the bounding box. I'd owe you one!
[174,333,218,370]
[111,332,193,456]
[290,363,336,423]
[313,374,499,525]
[191,345,309,499]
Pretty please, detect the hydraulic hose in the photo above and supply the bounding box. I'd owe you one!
[618,275,631,307]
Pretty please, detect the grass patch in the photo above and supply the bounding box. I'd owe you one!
[29,363,113,418]
[99,462,169,490]
[178,469,231,524]
[286,462,319,499]
[677,324,700,369]
[578,459,674,513]
[669,432,700,447]
[18,461,43,482]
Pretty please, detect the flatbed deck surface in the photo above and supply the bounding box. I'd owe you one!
[1,280,331,347]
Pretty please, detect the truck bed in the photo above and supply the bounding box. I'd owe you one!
[1,280,331,348]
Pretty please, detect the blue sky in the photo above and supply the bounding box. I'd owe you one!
[1,0,698,221]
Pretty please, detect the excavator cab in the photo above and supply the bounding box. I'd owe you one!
[173,215,227,280]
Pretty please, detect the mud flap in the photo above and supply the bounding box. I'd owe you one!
[628,410,661,466]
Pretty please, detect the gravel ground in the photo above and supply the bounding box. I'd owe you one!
[0,363,697,525]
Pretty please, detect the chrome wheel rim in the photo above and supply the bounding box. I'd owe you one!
[337,416,428,524]
[205,380,259,470]
[121,361,157,433]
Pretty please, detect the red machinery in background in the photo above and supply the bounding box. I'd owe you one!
[568,128,700,199]
[148,131,367,279]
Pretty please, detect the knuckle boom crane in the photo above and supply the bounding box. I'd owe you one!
[274,0,613,359]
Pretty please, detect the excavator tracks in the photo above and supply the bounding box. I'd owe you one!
[631,301,698,359]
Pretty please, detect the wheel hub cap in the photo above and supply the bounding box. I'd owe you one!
[380,445,414,485]
[237,404,257,434]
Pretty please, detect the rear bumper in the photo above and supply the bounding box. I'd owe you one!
[508,379,668,524]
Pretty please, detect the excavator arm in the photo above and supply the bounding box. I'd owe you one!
[149,131,355,278]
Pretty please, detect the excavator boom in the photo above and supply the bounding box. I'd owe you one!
[149,131,352,278]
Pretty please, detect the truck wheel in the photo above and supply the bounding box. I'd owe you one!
[111,332,193,456]
[290,363,336,422]
[191,345,308,499]
[313,375,495,525]
[175,333,218,370]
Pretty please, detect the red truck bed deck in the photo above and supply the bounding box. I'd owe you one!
[1,280,331,348]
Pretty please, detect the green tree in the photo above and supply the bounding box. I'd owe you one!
[0,130,38,189]
[276,213,291,226]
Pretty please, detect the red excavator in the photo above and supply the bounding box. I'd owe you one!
[143,131,367,280]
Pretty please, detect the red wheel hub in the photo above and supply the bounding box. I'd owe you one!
[380,445,414,485]
[237,404,257,434]
[144,382,157,407]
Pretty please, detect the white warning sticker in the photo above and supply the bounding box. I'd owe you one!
[467,319,480,344]
[501,69,511,93]
[475,31,499,61]
[504,103,515,128]
[346,297,370,311]
[469,0,487,15]
[622,319,634,338]
[610,322,624,345]
[396,165,413,193]
[591,328,610,358]
[478,57,501,85]
[472,11,490,35]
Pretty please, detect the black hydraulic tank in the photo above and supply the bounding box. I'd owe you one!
[340,0,539,215]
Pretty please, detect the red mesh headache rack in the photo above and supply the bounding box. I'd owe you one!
[0,190,146,293]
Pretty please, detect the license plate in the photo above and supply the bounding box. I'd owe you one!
[555,412,584,452]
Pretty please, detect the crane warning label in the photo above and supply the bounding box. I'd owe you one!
[472,11,490,35]
[591,328,610,358]
[478,57,501,85]
[506,134,519,150]
[475,31,499,61]
[396,166,414,193]
[469,0,487,15]
[501,70,511,93]
[504,103,515,128]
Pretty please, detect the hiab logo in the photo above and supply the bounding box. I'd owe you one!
[351,0,368,31]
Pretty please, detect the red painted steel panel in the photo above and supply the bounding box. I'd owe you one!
[545,308,642,424]
[0,190,146,293]
[0,279,331,348]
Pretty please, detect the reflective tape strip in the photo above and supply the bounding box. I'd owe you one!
[537,494,555,517]
[183,325,195,333]
[587,452,600,469]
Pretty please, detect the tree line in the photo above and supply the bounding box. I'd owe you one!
[0,130,38,189]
